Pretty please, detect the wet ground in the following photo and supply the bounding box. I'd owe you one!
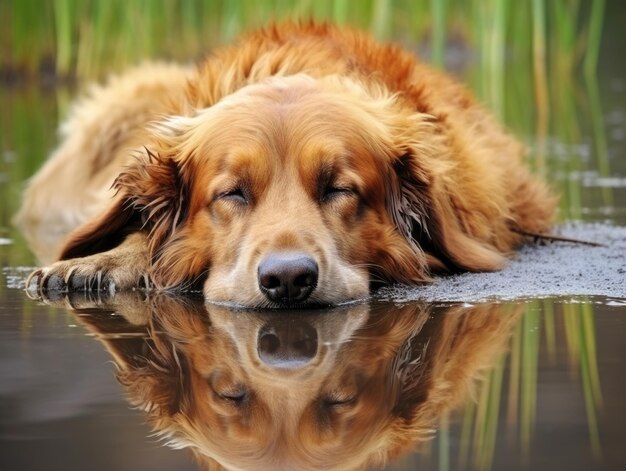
[2,15,626,471]
[380,223,626,303]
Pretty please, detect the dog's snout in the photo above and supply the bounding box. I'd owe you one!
[257,321,318,368]
[258,253,318,304]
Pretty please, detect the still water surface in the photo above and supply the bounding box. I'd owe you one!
[0,290,624,470]
[1,21,626,471]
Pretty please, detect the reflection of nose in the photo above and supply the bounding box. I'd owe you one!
[257,253,318,305]
[257,320,318,368]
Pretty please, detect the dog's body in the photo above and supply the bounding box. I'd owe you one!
[19,23,555,307]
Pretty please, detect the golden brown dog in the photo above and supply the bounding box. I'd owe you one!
[57,293,519,471]
[19,22,555,307]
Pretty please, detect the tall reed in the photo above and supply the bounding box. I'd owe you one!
[2,0,604,82]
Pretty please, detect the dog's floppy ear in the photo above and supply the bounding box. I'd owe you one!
[59,146,189,262]
[58,194,136,259]
[387,118,507,274]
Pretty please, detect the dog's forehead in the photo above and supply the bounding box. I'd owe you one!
[236,89,387,148]
[203,77,390,142]
[178,78,395,199]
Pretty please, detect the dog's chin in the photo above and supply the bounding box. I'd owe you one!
[203,293,370,311]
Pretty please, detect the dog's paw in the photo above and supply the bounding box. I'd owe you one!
[26,263,148,295]
[25,261,151,297]
[26,255,151,299]
[25,232,151,300]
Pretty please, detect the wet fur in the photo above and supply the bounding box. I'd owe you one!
[18,22,555,305]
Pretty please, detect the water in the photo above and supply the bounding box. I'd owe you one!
[0,292,624,470]
[1,15,626,471]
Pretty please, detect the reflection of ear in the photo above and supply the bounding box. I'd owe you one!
[388,304,520,457]
[58,147,191,287]
[71,296,204,419]
[389,307,444,421]
[388,128,507,273]
[118,296,209,418]
[68,299,150,370]
[117,336,190,418]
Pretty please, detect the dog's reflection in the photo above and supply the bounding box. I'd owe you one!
[62,293,518,470]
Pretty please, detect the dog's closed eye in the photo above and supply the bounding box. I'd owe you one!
[317,171,357,204]
[216,187,249,206]
[209,374,250,406]
[321,185,356,204]
[217,387,249,405]
[322,392,357,409]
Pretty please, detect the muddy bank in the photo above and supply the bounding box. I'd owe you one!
[378,223,626,303]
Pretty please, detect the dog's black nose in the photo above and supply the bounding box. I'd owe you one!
[257,320,318,368]
[258,253,318,304]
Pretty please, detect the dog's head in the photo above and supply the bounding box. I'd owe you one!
[72,296,518,471]
[59,74,506,307]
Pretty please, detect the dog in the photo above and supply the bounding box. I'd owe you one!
[18,22,555,307]
[55,293,520,470]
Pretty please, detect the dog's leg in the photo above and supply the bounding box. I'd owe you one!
[26,232,150,296]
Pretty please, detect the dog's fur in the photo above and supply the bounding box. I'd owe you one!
[18,22,555,307]
[60,293,519,471]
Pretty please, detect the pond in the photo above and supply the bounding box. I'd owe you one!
[1,20,625,471]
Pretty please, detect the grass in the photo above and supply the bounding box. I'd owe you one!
[449,301,603,470]
[2,0,604,81]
